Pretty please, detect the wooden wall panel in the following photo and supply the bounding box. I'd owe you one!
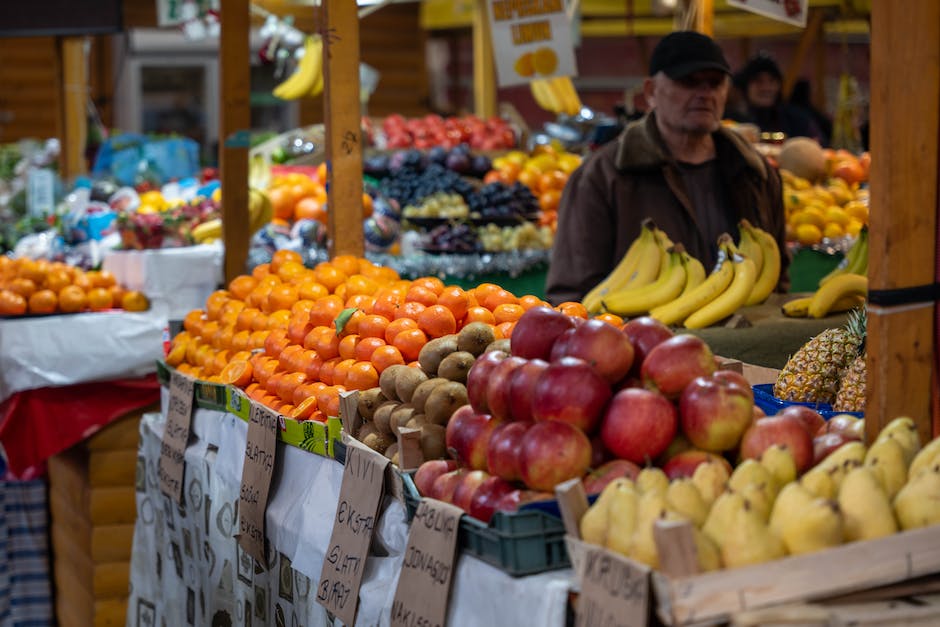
[0,37,61,142]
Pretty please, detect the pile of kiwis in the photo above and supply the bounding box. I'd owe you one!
[353,321,511,465]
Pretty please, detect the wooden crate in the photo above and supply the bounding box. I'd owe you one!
[48,406,154,627]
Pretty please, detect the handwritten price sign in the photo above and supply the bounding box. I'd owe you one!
[576,545,650,627]
[158,370,195,503]
[237,402,279,565]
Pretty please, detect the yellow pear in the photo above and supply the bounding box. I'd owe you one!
[780,498,844,555]
[737,482,774,522]
[703,490,745,548]
[800,467,837,500]
[864,436,908,500]
[720,499,787,568]
[759,444,797,488]
[665,479,709,527]
[875,416,921,466]
[628,490,667,568]
[636,467,670,495]
[769,482,815,539]
[693,526,723,572]
[817,441,867,489]
[893,466,940,530]
[838,466,898,542]
[730,459,779,496]
[580,477,629,545]
[603,479,639,557]
[908,435,940,479]
[691,460,730,509]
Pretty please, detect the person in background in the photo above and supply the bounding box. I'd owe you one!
[730,53,824,144]
[789,79,832,147]
[545,31,787,305]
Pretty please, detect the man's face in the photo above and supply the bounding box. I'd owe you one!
[746,72,781,107]
[645,70,729,136]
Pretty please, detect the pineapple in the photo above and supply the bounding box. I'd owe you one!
[833,354,866,411]
[774,309,866,404]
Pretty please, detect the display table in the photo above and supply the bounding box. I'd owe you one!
[128,403,572,626]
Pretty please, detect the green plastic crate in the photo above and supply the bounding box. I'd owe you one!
[399,471,569,577]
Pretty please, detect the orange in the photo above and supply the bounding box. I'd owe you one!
[89,270,117,288]
[87,287,114,311]
[303,352,324,381]
[392,328,427,362]
[287,313,313,345]
[358,314,390,340]
[361,193,374,219]
[120,290,149,312]
[332,358,356,387]
[317,385,343,418]
[354,336,386,362]
[464,306,496,325]
[417,305,457,338]
[165,341,188,367]
[292,382,320,407]
[331,255,362,277]
[371,293,402,320]
[493,303,525,325]
[7,278,36,298]
[556,301,589,319]
[395,301,426,321]
[315,264,348,293]
[495,321,516,339]
[298,280,329,302]
[292,299,316,317]
[231,330,253,352]
[58,285,87,313]
[337,309,365,337]
[411,277,445,296]
[278,344,306,373]
[44,269,71,293]
[265,371,286,396]
[345,294,375,312]
[370,345,405,373]
[236,307,263,332]
[249,330,270,349]
[519,295,548,310]
[344,274,379,298]
[277,261,308,283]
[294,197,327,222]
[594,313,624,327]
[220,359,253,388]
[483,289,519,310]
[290,396,320,420]
[319,358,342,385]
[539,189,562,213]
[334,283,348,302]
[0,290,26,315]
[264,328,290,358]
[271,249,303,274]
[338,334,360,360]
[267,310,291,330]
[267,283,299,312]
[472,283,501,304]
[345,361,379,390]
[228,275,258,301]
[405,285,438,307]
[437,286,470,321]
[311,327,341,361]
[252,263,271,280]
[277,372,308,404]
[308,295,345,328]
[269,187,295,222]
[72,272,94,291]
[384,317,419,344]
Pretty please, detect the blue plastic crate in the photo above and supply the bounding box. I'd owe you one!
[752,383,864,421]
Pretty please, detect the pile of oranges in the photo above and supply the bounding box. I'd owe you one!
[266,165,373,228]
[0,257,149,316]
[167,250,595,423]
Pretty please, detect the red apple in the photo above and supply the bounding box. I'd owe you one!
[532,357,612,433]
[508,359,550,422]
[753,405,766,420]
[813,432,861,466]
[414,459,458,496]
[558,319,635,383]
[600,388,677,464]
[451,469,490,512]
[467,350,508,413]
[662,449,733,479]
[622,317,674,376]
[486,421,533,481]
[779,406,826,437]
[741,415,814,473]
[641,334,716,398]
[468,476,516,523]
[847,418,865,440]
[483,356,528,421]
[582,459,642,494]
[494,489,554,514]
[679,374,755,452]
[658,433,693,464]
[429,469,465,503]
[819,413,863,438]
[519,421,593,491]
[549,327,577,361]
[510,306,576,360]
[445,405,503,470]
[711,370,754,402]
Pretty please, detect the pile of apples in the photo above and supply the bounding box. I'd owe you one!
[377,114,517,152]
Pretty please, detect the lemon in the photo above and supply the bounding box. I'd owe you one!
[813,188,835,205]
[823,223,845,239]
[824,206,850,227]
[846,219,864,237]
[514,52,535,78]
[791,208,825,230]
[844,201,869,223]
[796,223,823,246]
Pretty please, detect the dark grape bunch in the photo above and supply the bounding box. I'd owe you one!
[467,182,539,221]
[378,163,476,209]
[421,223,480,254]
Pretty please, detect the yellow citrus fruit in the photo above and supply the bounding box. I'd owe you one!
[844,201,869,223]
[824,206,850,227]
[796,223,823,246]
[532,47,558,75]
[790,208,825,230]
[823,222,845,239]
[514,52,535,77]
[846,219,864,237]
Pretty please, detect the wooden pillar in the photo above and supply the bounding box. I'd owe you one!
[59,37,88,180]
[695,0,714,36]
[812,29,827,114]
[322,0,364,258]
[472,0,497,119]
[866,0,939,445]
[219,0,251,284]
[782,8,824,100]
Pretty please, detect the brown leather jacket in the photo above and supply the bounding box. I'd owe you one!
[545,113,788,305]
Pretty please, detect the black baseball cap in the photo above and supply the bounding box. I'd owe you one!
[649,31,731,79]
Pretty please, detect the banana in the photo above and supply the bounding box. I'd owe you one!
[683,251,757,329]
[306,36,324,97]
[807,273,868,318]
[193,218,223,244]
[530,78,562,113]
[273,36,323,101]
[744,223,782,306]
[622,222,664,290]
[782,293,865,318]
[601,247,688,316]
[582,223,656,314]
[648,238,735,326]
[680,252,706,296]
[736,221,764,277]
[248,188,273,234]
[819,226,868,286]
[549,76,582,115]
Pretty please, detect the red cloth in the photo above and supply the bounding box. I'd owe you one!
[0,374,160,479]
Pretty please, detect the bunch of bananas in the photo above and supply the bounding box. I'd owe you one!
[272,35,324,100]
[191,188,273,244]
[530,77,582,116]
[582,219,780,329]
[782,227,868,318]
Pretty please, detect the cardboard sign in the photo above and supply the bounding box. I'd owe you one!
[237,402,279,566]
[390,498,463,627]
[576,545,650,627]
[158,370,195,503]
[727,0,809,27]
[486,0,578,87]
[316,446,389,625]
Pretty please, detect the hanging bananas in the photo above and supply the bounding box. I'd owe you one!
[272,35,324,100]
[530,76,582,116]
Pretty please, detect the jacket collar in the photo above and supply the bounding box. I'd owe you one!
[614,112,768,179]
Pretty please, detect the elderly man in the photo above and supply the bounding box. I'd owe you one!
[545,31,786,306]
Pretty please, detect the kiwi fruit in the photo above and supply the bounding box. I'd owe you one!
[420,424,447,459]
[372,400,399,435]
[437,351,475,384]
[362,431,394,454]
[356,422,377,441]
[379,364,409,400]
[457,322,496,356]
[389,403,416,435]
[417,335,458,375]
[385,442,399,463]
[425,381,469,426]
[485,338,512,354]
[357,387,387,420]
[411,377,449,413]
[394,367,428,403]
[405,412,428,429]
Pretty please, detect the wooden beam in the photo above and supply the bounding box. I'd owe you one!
[59,37,88,180]
[472,0,497,118]
[866,0,939,444]
[782,8,824,100]
[322,0,364,258]
[220,0,251,283]
[696,0,714,36]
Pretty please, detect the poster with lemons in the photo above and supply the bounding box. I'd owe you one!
[485,0,578,87]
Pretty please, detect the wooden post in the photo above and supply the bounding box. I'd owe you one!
[812,28,827,114]
[782,8,824,101]
[472,0,497,119]
[322,0,364,258]
[695,0,714,36]
[866,0,939,445]
[59,37,88,180]
[219,0,251,283]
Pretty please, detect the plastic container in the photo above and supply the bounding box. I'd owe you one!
[752,383,864,420]
[399,472,570,577]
